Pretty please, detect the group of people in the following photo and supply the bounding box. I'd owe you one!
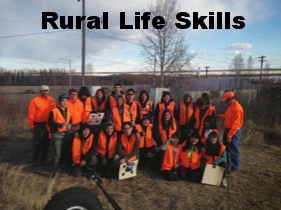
[28,82,244,187]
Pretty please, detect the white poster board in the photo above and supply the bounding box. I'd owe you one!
[118,160,139,180]
[87,113,104,125]
[201,164,225,186]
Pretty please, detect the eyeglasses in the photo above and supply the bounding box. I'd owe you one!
[127,94,134,96]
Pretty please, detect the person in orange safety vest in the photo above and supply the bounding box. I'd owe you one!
[178,132,203,182]
[28,85,56,166]
[160,133,182,181]
[71,124,97,177]
[95,122,118,178]
[217,91,244,174]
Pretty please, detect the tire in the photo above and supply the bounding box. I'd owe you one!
[44,187,103,210]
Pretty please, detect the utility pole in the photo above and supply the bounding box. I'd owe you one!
[153,51,156,86]
[205,66,209,78]
[78,0,86,86]
[258,55,266,90]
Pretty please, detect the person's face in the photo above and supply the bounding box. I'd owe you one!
[185,96,191,104]
[204,120,210,128]
[40,90,49,98]
[105,126,114,135]
[114,85,121,94]
[190,137,199,145]
[164,112,171,121]
[82,128,91,138]
[141,93,147,102]
[123,125,133,136]
[60,98,68,108]
[164,95,170,103]
[225,98,234,106]
[96,90,103,99]
[116,97,123,106]
[126,91,135,102]
[209,136,218,145]
[69,91,78,102]
[172,138,179,146]
[142,119,150,126]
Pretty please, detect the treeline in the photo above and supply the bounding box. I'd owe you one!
[0,68,159,86]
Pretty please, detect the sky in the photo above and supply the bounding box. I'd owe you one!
[0,0,281,74]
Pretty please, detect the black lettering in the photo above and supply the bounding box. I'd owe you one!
[175,12,191,29]
[102,12,108,29]
[225,12,230,29]
[76,16,86,29]
[209,12,214,29]
[141,12,151,29]
[60,16,73,29]
[152,16,165,29]
[217,12,222,29]
[232,16,245,29]
[120,12,133,29]
[193,12,207,29]
[42,12,58,29]
[135,12,140,29]
[87,16,100,29]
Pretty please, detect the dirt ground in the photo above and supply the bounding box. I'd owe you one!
[0,129,281,210]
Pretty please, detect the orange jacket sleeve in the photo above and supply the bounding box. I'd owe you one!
[28,99,36,129]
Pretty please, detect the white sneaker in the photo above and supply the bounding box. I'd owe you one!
[221,178,227,187]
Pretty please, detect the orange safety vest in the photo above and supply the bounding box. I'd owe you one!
[28,95,56,128]
[112,104,131,131]
[82,96,93,123]
[158,121,177,143]
[50,107,71,132]
[180,142,201,169]
[72,134,94,164]
[120,133,138,161]
[135,124,154,148]
[157,101,176,123]
[202,142,225,164]
[201,128,219,144]
[138,100,153,116]
[178,102,194,125]
[91,98,106,119]
[92,98,106,111]
[67,99,84,125]
[128,101,142,123]
[108,94,126,108]
[161,144,182,171]
[194,106,215,130]
[95,130,117,158]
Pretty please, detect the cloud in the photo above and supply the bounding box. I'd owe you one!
[226,51,252,55]
[224,43,253,50]
[190,50,217,56]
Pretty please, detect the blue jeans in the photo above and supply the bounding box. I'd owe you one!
[223,128,242,172]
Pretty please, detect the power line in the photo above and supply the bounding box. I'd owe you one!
[0,19,41,25]
[0,30,73,39]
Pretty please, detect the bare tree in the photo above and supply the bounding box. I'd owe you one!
[139,0,191,87]
[247,55,254,69]
[230,53,245,75]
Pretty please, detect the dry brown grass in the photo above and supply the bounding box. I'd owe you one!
[1,92,281,210]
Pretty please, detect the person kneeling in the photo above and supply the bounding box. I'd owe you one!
[178,132,203,182]
[112,122,140,179]
[202,132,227,187]
[160,133,182,181]
[71,124,97,177]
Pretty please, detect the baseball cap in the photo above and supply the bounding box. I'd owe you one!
[40,85,49,91]
[221,91,235,102]
[142,114,151,121]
